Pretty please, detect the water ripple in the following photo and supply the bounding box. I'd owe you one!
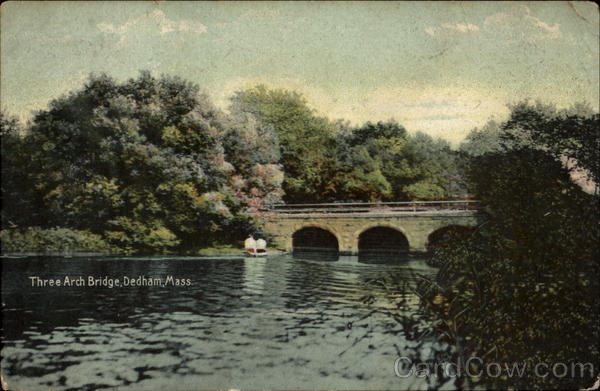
[2,254,435,390]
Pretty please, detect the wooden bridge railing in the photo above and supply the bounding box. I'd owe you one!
[262,200,481,214]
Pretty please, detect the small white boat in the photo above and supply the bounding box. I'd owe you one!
[245,236,268,257]
[256,238,267,255]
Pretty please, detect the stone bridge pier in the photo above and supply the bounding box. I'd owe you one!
[261,211,480,255]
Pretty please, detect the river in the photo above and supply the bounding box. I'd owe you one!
[1,254,439,390]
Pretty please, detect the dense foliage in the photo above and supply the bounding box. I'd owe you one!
[1,72,465,253]
[230,86,466,202]
[0,227,117,254]
[415,103,600,390]
[1,73,283,253]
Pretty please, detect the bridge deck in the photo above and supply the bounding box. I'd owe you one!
[263,201,480,215]
[265,210,478,218]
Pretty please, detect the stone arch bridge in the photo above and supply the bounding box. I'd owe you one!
[258,201,481,255]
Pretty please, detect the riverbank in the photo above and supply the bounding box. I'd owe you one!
[1,247,288,258]
[1,227,288,257]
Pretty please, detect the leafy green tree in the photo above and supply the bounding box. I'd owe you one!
[354,121,412,199]
[230,87,468,202]
[10,72,277,253]
[327,136,392,201]
[1,112,43,229]
[420,104,600,389]
[459,119,504,157]
[229,85,338,202]
[343,120,414,200]
[503,100,599,188]
[404,132,467,199]
[339,121,466,201]
[221,111,284,210]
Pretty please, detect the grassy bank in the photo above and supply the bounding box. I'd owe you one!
[0,227,120,255]
[0,228,287,257]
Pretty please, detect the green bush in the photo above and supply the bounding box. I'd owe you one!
[103,217,180,254]
[0,227,119,254]
[419,149,599,390]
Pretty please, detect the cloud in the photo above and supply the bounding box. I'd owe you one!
[484,12,511,26]
[484,5,560,41]
[213,8,308,35]
[425,23,479,37]
[354,86,509,143]
[526,15,561,37]
[97,9,207,41]
[424,6,560,44]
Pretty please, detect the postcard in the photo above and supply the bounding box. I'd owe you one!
[1,1,598,390]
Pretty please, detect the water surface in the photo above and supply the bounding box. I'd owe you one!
[1,254,437,390]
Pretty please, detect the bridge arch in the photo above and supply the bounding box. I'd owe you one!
[356,225,410,254]
[426,225,475,250]
[261,203,480,254]
[291,225,340,253]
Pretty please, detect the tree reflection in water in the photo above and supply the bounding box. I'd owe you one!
[354,266,473,390]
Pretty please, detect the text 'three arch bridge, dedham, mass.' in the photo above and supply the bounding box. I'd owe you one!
[257,201,481,255]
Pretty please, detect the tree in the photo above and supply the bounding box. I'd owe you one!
[12,72,276,253]
[344,120,415,201]
[340,121,466,201]
[503,100,599,190]
[421,103,600,389]
[404,132,467,199]
[221,111,284,211]
[229,85,339,202]
[1,112,41,228]
[459,119,504,157]
[328,136,393,201]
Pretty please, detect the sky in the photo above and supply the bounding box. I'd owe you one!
[1,1,598,144]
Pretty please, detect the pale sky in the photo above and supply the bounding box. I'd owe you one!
[1,1,598,143]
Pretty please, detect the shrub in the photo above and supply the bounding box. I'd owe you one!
[0,227,119,254]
